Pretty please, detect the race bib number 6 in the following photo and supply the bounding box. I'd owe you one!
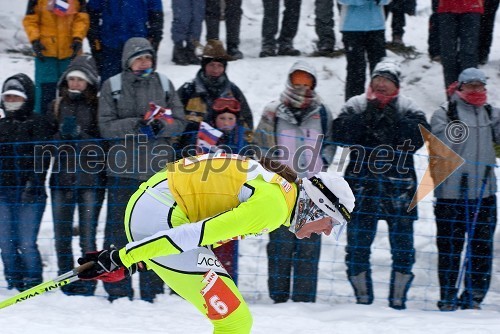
[201,270,241,320]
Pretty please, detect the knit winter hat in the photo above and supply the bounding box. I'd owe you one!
[66,70,90,83]
[371,58,401,87]
[458,68,487,85]
[127,50,154,68]
[1,78,27,99]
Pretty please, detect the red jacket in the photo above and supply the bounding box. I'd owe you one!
[438,0,484,14]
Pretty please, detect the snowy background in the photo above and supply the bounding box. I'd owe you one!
[1,0,500,333]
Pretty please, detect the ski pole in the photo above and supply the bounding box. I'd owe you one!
[0,261,95,310]
[457,165,492,307]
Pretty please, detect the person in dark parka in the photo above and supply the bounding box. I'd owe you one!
[332,58,430,310]
[0,73,52,291]
[47,55,106,296]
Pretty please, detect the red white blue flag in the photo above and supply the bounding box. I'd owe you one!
[144,102,174,124]
[53,0,70,16]
[197,122,223,153]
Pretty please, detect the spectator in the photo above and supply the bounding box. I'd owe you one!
[384,0,416,47]
[177,39,253,144]
[179,97,253,280]
[98,37,186,302]
[428,0,441,62]
[87,0,164,82]
[259,0,302,57]
[0,73,52,292]
[206,0,244,59]
[254,60,335,303]
[47,55,106,296]
[430,68,499,311]
[332,58,430,310]
[311,0,343,57]
[171,0,205,65]
[339,0,389,101]
[478,0,499,65]
[437,0,483,89]
[23,0,89,115]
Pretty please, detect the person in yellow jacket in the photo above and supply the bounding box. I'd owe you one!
[77,153,355,333]
[23,0,89,114]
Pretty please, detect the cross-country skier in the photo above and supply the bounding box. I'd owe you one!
[77,153,355,333]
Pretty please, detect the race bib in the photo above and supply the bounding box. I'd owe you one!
[201,270,241,320]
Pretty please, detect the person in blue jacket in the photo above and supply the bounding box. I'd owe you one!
[87,0,164,82]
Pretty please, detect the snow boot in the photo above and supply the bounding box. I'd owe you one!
[348,271,374,305]
[388,271,414,310]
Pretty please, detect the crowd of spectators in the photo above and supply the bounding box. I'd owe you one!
[0,0,498,313]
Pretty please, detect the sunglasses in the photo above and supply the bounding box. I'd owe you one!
[212,98,241,113]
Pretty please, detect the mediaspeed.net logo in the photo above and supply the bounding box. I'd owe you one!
[408,123,466,211]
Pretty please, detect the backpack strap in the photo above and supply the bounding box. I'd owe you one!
[109,73,122,103]
[446,101,459,122]
[109,72,170,104]
[318,104,328,135]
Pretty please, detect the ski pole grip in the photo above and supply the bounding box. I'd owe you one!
[76,261,96,274]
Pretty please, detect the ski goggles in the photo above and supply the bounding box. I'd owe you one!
[212,97,241,113]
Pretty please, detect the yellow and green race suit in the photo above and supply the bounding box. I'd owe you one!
[117,153,297,334]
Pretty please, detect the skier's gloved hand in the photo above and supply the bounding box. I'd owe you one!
[32,39,46,61]
[78,249,139,282]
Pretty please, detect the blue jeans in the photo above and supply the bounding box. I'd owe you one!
[345,212,415,276]
[51,188,105,274]
[171,0,205,43]
[0,190,46,288]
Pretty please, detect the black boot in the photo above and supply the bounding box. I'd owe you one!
[185,41,201,65]
[437,286,459,311]
[172,42,189,66]
[388,271,414,310]
[227,44,243,60]
[348,271,374,305]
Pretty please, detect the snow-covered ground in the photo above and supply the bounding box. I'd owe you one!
[1,1,500,333]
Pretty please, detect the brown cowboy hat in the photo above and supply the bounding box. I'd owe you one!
[202,39,235,61]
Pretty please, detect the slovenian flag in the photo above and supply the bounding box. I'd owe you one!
[53,0,70,16]
[197,122,223,153]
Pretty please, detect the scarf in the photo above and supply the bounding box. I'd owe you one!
[456,89,487,107]
[280,83,319,110]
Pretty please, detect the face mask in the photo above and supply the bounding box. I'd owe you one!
[68,89,83,100]
[3,101,24,111]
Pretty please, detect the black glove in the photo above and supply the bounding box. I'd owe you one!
[150,119,164,136]
[77,249,138,282]
[32,39,46,61]
[70,38,82,59]
[59,116,81,139]
[137,119,163,137]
